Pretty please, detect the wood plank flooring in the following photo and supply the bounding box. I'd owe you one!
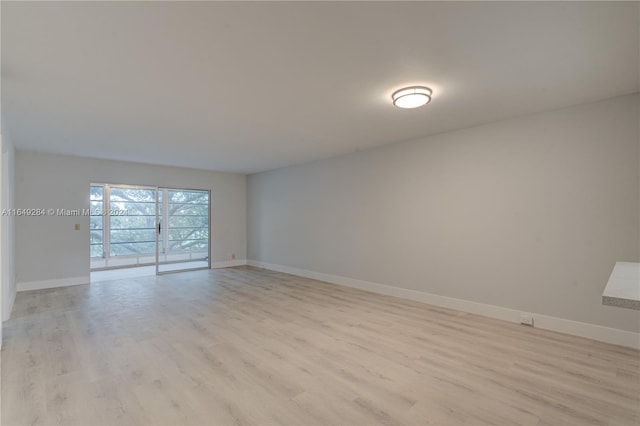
[1,266,639,426]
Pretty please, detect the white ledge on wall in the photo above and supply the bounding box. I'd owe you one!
[603,262,640,310]
[247,260,640,349]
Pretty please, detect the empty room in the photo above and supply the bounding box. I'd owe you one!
[1,1,639,425]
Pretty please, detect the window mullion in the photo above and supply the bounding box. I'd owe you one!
[104,184,111,260]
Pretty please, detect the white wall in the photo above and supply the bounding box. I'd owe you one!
[248,94,640,335]
[0,133,3,344]
[15,152,246,286]
[1,131,16,321]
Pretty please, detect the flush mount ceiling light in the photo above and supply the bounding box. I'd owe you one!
[392,86,432,109]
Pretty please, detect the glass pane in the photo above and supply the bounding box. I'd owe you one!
[168,204,208,216]
[90,215,103,230]
[168,228,208,241]
[108,187,158,259]
[110,229,156,244]
[168,190,208,204]
[110,201,156,216]
[90,244,103,258]
[110,242,156,256]
[90,186,103,201]
[91,185,161,267]
[110,215,156,230]
[168,239,208,252]
[168,215,208,229]
[110,187,156,203]
[90,230,103,244]
[158,188,209,272]
[90,186,104,261]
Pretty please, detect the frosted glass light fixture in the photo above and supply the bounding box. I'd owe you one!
[392,86,432,108]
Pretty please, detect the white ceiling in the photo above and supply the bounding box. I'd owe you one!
[2,1,638,174]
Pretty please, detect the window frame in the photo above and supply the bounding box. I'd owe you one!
[90,183,211,271]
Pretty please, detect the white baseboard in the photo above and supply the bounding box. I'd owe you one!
[17,275,90,292]
[212,259,247,269]
[247,260,640,349]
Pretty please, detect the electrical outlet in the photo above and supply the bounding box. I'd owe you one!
[519,313,534,326]
[231,253,236,260]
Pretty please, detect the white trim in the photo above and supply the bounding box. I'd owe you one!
[17,275,90,292]
[212,259,247,269]
[247,260,640,349]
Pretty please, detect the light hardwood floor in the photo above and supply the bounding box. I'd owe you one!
[2,266,639,426]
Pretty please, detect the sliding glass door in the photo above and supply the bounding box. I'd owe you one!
[156,187,210,274]
[90,183,210,274]
[90,184,159,270]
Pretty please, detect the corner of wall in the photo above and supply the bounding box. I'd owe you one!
[1,129,16,323]
[3,287,15,322]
